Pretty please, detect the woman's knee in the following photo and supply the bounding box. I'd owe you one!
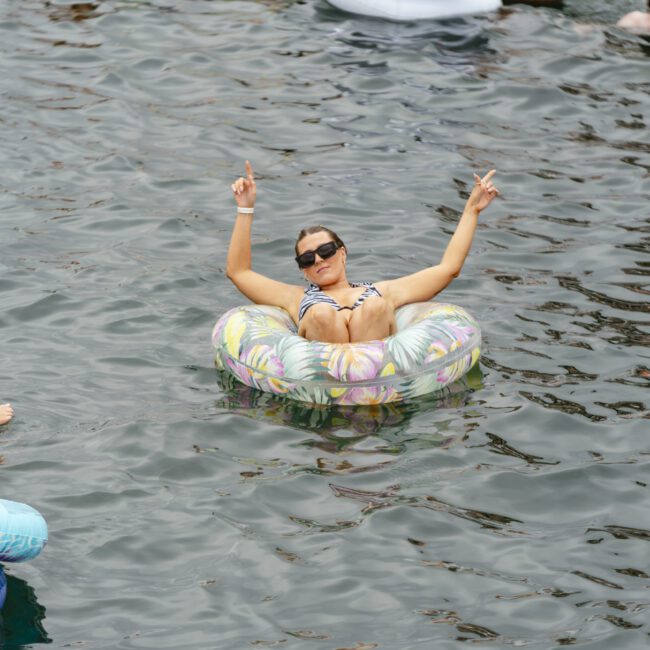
[301,303,337,330]
[349,297,394,334]
[358,296,392,319]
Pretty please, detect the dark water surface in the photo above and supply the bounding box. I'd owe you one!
[1,0,649,647]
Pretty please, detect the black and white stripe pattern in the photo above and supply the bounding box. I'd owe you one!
[298,282,382,322]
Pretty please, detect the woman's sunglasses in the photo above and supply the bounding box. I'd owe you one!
[295,241,342,269]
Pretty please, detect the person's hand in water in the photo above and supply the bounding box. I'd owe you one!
[0,403,13,426]
[231,160,256,209]
[468,169,500,214]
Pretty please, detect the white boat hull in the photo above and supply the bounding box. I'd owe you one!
[326,0,502,20]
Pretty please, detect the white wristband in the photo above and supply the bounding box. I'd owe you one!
[237,207,254,214]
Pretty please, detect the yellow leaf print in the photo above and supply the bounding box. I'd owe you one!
[224,311,247,357]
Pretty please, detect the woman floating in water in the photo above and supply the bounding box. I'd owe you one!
[227,162,499,344]
[0,403,13,426]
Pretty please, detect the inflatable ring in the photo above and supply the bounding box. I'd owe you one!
[0,566,5,610]
[326,0,501,21]
[212,302,481,405]
[0,499,48,564]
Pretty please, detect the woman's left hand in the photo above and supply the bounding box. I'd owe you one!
[468,169,500,213]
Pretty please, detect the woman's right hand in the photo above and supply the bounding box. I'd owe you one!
[231,160,256,209]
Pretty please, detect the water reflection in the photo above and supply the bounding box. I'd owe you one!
[330,482,524,532]
[44,1,103,22]
[0,570,50,647]
[328,17,495,67]
[215,365,483,442]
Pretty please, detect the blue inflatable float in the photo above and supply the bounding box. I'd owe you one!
[0,498,48,610]
[0,566,6,610]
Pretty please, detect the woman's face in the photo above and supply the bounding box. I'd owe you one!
[296,231,346,285]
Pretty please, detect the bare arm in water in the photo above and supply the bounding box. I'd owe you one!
[226,161,303,319]
[376,170,500,309]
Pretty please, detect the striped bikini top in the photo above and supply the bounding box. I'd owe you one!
[298,282,382,322]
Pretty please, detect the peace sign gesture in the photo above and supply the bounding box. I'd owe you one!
[468,169,500,213]
[231,160,256,209]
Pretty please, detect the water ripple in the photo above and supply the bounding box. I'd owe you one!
[1,0,649,647]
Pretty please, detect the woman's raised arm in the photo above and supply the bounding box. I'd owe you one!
[226,161,302,314]
[377,170,500,308]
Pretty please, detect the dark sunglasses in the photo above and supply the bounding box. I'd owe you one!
[295,241,342,269]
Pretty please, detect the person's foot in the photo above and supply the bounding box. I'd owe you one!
[0,403,14,426]
[617,11,650,32]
